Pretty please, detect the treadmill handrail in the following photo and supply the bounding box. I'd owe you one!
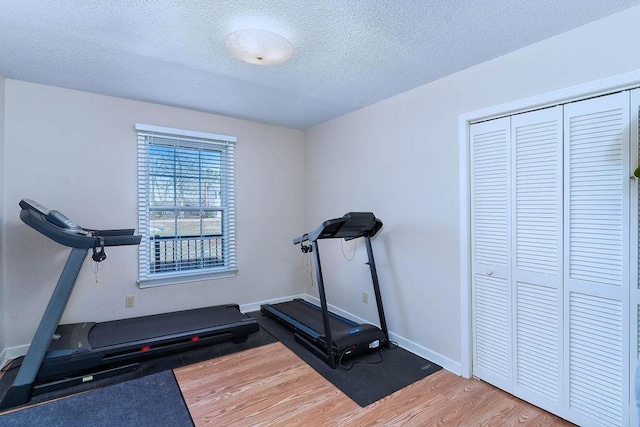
[293,212,382,245]
[19,199,141,249]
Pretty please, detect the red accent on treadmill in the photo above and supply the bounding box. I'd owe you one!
[191,336,200,342]
[140,345,151,352]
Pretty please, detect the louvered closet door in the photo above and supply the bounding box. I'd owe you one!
[510,106,564,413]
[564,92,630,427]
[470,117,512,390]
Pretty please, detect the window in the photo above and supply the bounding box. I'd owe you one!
[136,124,236,287]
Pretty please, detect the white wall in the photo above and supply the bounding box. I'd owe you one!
[303,5,640,371]
[2,80,306,350]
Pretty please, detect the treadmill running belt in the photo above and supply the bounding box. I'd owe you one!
[268,300,357,338]
[89,305,248,348]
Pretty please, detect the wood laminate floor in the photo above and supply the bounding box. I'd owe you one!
[174,342,574,426]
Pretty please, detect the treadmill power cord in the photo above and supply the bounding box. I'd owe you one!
[384,340,399,350]
[337,340,400,370]
[338,349,382,370]
[340,238,357,261]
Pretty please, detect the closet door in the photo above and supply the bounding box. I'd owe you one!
[510,106,563,413]
[564,91,630,427]
[470,117,512,390]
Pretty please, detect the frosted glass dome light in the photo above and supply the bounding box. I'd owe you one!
[224,29,293,65]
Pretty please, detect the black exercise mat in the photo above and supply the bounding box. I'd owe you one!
[250,311,442,407]
[0,370,193,427]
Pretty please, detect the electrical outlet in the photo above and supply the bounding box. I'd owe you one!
[126,295,135,308]
[362,292,368,304]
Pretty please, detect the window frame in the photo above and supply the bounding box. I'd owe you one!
[136,123,237,288]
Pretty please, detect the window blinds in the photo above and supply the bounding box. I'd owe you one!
[136,123,237,287]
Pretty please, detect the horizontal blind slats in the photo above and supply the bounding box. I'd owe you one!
[137,127,236,284]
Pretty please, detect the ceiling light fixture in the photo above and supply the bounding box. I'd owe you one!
[224,29,293,66]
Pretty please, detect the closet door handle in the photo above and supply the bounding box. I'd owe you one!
[486,269,493,276]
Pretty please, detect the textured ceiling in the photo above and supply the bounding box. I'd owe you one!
[1,1,639,129]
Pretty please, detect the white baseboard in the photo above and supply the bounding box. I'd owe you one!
[387,332,461,375]
[239,294,307,314]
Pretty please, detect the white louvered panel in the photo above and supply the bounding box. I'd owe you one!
[569,292,623,427]
[471,117,512,391]
[637,304,640,358]
[474,273,510,381]
[472,127,509,267]
[564,92,630,427]
[567,105,624,287]
[510,107,563,413]
[514,114,561,275]
[515,281,560,402]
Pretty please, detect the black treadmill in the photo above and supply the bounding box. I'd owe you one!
[0,199,259,410]
[261,212,389,368]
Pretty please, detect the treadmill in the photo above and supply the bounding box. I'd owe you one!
[0,199,258,410]
[261,212,389,368]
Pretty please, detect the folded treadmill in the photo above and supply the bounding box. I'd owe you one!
[262,212,389,368]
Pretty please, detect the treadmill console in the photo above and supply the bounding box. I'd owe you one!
[21,199,80,230]
[18,198,140,250]
[46,211,79,230]
[294,212,383,244]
